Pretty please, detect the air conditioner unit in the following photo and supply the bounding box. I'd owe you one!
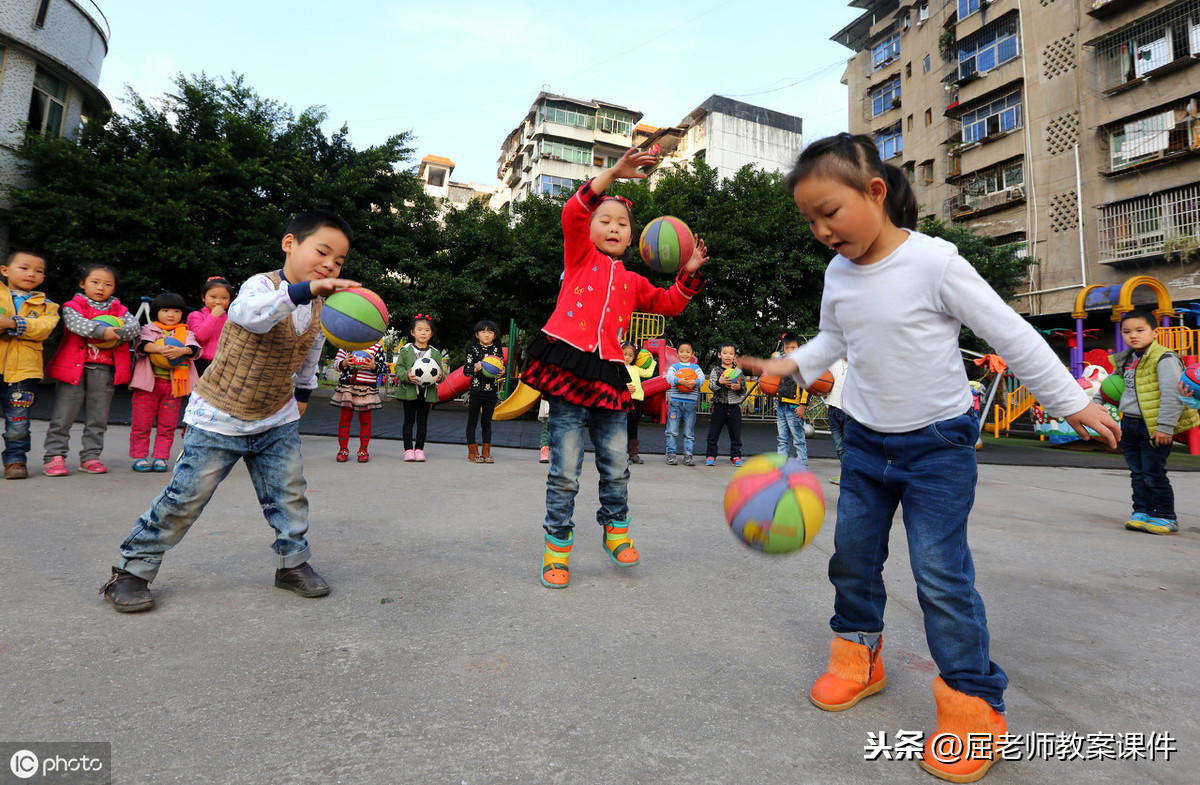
[1008,185,1024,199]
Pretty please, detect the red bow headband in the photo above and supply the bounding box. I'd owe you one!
[414,313,433,321]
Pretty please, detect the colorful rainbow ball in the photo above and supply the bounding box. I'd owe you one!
[1099,373,1125,406]
[724,453,825,555]
[150,336,186,369]
[321,288,389,351]
[639,216,694,275]
[89,314,123,349]
[722,367,743,384]
[1183,364,1200,397]
[636,349,654,370]
[481,355,505,378]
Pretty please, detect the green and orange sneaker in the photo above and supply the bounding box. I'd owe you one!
[602,518,640,567]
[541,532,573,589]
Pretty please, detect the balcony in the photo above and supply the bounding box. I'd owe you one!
[1101,103,1200,176]
[1087,0,1150,18]
[945,184,1025,219]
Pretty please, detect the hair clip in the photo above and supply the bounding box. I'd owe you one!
[604,195,633,210]
[206,275,226,281]
[414,313,432,321]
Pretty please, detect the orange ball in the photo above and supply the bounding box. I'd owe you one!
[758,374,781,396]
[806,371,835,396]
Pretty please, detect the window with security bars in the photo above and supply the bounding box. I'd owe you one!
[954,159,1025,215]
[540,101,594,130]
[1104,98,1198,172]
[1097,182,1200,262]
[957,15,1021,81]
[871,76,902,117]
[961,89,1023,143]
[540,138,592,165]
[1092,0,1200,92]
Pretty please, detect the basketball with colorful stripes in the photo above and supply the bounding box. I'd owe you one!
[321,288,389,351]
[639,216,694,274]
[636,349,654,369]
[1099,373,1125,405]
[150,336,187,369]
[89,314,123,349]
[1183,364,1200,397]
[722,367,743,384]
[724,453,825,554]
[481,355,505,378]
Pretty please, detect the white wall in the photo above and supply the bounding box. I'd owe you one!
[705,111,804,180]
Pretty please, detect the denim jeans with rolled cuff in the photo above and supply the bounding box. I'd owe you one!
[665,397,697,457]
[543,397,629,540]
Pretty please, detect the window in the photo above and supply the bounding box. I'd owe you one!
[540,138,592,165]
[907,114,914,130]
[596,107,636,136]
[871,76,902,117]
[540,101,593,130]
[606,155,621,168]
[1093,0,1200,92]
[535,174,577,197]
[923,54,931,72]
[876,126,903,160]
[920,2,930,22]
[873,32,901,70]
[925,108,933,126]
[959,0,981,20]
[1107,102,1194,172]
[427,168,446,188]
[905,162,916,183]
[906,62,912,80]
[957,16,1020,81]
[961,89,1022,143]
[952,159,1025,216]
[1097,182,1200,262]
[28,68,67,138]
[922,161,935,183]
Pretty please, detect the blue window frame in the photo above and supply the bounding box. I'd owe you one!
[961,89,1022,143]
[871,76,902,117]
[535,174,576,197]
[958,17,1020,80]
[873,32,901,70]
[876,128,903,160]
[958,0,980,19]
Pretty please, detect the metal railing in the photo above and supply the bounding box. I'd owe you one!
[67,0,110,42]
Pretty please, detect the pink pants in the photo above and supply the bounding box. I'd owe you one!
[130,378,181,460]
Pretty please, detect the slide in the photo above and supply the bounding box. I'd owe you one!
[640,338,682,422]
[493,380,542,421]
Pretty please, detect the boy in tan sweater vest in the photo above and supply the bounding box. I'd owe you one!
[102,210,361,612]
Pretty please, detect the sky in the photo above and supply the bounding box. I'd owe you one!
[94,1,862,186]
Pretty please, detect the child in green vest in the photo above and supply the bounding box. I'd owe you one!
[1112,310,1199,535]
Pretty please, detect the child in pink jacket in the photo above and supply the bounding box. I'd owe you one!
[186,276,232,376]
[130,293,199,471]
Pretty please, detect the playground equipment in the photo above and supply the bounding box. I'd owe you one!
[493,381,542,420]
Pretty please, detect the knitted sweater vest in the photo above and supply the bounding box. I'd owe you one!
[193,272,324,420]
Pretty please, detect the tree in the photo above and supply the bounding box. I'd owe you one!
[1,73,440,317]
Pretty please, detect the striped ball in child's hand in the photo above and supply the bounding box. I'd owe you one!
[322,288,389,351]
[481,355,505,378]
[150,336,186,369]
[722,367,743,384]
[724,453,824,554]
[639,216,694,275]
[89,315,123,349]
[636,349,654,369]
[1099,373,1125,405]
[1183,364,1200,397]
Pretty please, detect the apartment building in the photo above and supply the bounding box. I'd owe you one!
[418,155,496,219]
[0,0,110,248]
[492,92,642,211]
[834,0,1200,319]
[635,95,805,183]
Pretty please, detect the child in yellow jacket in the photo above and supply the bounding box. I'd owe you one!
[0,251,60,479]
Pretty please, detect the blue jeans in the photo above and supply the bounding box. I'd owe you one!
[665,397,697,456]
[828,405,847,461]
[544,397,629,539]
[118,421,313,581]
[1121,416,1175,519]
[830,410,1008,710]
[776,404,808,466]
[2,378,38,464]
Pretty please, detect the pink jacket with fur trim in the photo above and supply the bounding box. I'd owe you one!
[540,182,704,363]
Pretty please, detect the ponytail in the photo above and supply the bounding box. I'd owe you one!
[786,132,917,230]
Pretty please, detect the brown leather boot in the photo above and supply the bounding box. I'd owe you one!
[809,637,886,711]
[100,567,155,613]
[275,562,330,597]
[467,443,479,462]
[481,444,494,463]
[628,439,643,464]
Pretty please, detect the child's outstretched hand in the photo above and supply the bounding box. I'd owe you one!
[683,238,710,275]
[1064,402,1121,449]
[310,278,361,297]
[608,147,657,181]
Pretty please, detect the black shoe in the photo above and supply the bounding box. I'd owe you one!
[100,567,155,613]
[274,562,330,598]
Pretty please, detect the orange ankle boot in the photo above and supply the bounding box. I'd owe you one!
[809,637,886,711]
[919,677,1007,783]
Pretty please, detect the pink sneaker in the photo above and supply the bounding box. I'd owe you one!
[404,450,416,462]
[539,446,550,463]
[80,459,108,474]
[44,456,69,477]
[414,449,426,462]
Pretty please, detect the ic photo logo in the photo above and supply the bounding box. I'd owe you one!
[9,750,37,779]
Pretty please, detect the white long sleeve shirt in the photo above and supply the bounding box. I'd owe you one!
[787,231,1089,433]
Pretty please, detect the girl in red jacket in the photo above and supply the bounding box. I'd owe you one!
[523,147,710,588]
[43,263,140,475]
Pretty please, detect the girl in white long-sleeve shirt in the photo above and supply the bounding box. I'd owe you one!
[740,133,1119,783]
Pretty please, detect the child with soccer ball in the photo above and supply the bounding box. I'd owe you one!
[394,314,443,462]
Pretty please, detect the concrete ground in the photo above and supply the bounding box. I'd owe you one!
[1,418,1197,784]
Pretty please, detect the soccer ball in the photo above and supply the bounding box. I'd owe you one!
[412,355,442,385]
